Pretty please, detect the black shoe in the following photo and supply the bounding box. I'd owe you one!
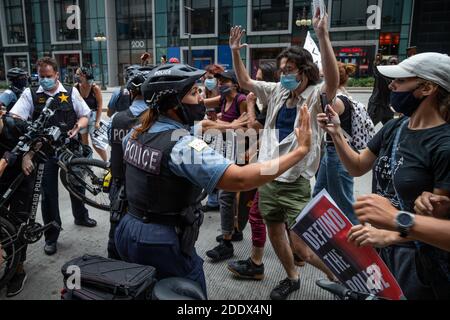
[216,231,243,243]
[201,204,219,212]
[228,258,264,280]
[6,272,28,298]
[206,242,234,262]
[44,242,57,256]
[270,277,300,300]
[75,217,97,228]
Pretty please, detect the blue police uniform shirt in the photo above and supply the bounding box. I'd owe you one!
[0,90,17,108]
[107,98,148,142]
[123,116,233,194]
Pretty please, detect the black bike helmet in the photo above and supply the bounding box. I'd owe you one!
[126,71,151,95]
[7,68,28,81]
[142,64,205,110]
[124,65,142,83]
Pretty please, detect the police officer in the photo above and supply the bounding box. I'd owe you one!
[10,57,94,256]
[107,69,151,260]
[115,64,313,297]
[0,68,29,112]
[107,65,149,117]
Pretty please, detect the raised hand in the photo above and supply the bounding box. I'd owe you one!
[295,105,312,155]
[312,7,329,39]
[229,26,248,52]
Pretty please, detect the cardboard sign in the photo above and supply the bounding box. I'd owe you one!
[292,189,405,300]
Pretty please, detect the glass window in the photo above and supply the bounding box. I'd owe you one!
[53,0,80,42]
[331,0,378,28]
[182,49,215,69]
[183,0,215,35]
[250,47,284,78]
[3,0,26,44]
[382,0,403,25]
[251,0,290,32]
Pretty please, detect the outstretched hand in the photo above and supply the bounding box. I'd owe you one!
[295,105,312,155]
[312,7,329,39]
[229,26,248,52]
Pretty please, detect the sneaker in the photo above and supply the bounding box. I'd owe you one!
[227,258,264,280]
[216,230,243,243]
[201,204,219,212]
[270,277,300,300]
[6,272,28,298]
[206,242,234,262]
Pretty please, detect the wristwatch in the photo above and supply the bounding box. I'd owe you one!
[395,211,415,238]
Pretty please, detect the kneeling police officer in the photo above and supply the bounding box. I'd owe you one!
[115,64,313,297]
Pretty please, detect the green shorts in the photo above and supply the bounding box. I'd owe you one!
[258,176,311,228]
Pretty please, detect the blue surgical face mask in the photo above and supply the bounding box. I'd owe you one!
[390,88,425,117]
[205,78,217,91]
[280,73,301,91]
[39,77,57,91]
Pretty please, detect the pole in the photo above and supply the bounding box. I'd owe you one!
[188,4,193,66]
[98,41,106,90]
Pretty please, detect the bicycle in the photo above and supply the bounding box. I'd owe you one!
[0,97,111,289]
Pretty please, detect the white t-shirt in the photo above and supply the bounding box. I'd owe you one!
[10,82,91,121]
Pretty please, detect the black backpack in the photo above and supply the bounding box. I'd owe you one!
[61,255,157,300]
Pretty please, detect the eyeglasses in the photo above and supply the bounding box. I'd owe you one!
[279,68,300,76]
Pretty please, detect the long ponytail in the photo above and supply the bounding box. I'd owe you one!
[132,109,159,140]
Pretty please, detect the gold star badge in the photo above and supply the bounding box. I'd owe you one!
[59,93,69,103]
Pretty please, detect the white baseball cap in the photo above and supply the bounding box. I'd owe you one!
[377,52,450,92]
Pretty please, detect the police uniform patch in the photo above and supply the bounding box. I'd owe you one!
[38,97,46,104]
[59,93,69,103]
[124,139,163,174]
[188,139,208,152]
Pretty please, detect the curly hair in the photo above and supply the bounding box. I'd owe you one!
[276,47,320,85]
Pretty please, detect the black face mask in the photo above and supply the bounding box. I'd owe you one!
[180,103,206,126]
[390,88,426,117]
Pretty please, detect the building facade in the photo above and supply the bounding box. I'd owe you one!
[1,0,448,87]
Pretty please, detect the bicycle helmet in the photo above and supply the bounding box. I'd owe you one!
[142,64,205,110]
[126,71,151,95]
[124,65,142,83]
[7,68,28,81]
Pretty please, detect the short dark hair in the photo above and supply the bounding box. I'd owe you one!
[258,62,278,82]
[37,57,59,72]
[277,47,320,85]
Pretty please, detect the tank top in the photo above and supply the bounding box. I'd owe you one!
[76,83,98,111]
[220,94,246,123]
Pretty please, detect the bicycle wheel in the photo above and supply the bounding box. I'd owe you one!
[0,216,21,290]
[60,158,111,212]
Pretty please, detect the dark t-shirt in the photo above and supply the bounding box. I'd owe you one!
[368,118,450,212]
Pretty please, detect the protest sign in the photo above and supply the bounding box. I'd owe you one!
[292,189,405,300]
[91,120,110,151]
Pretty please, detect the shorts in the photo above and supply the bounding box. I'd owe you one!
[258,176,311,228]
[80,111,97,135]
